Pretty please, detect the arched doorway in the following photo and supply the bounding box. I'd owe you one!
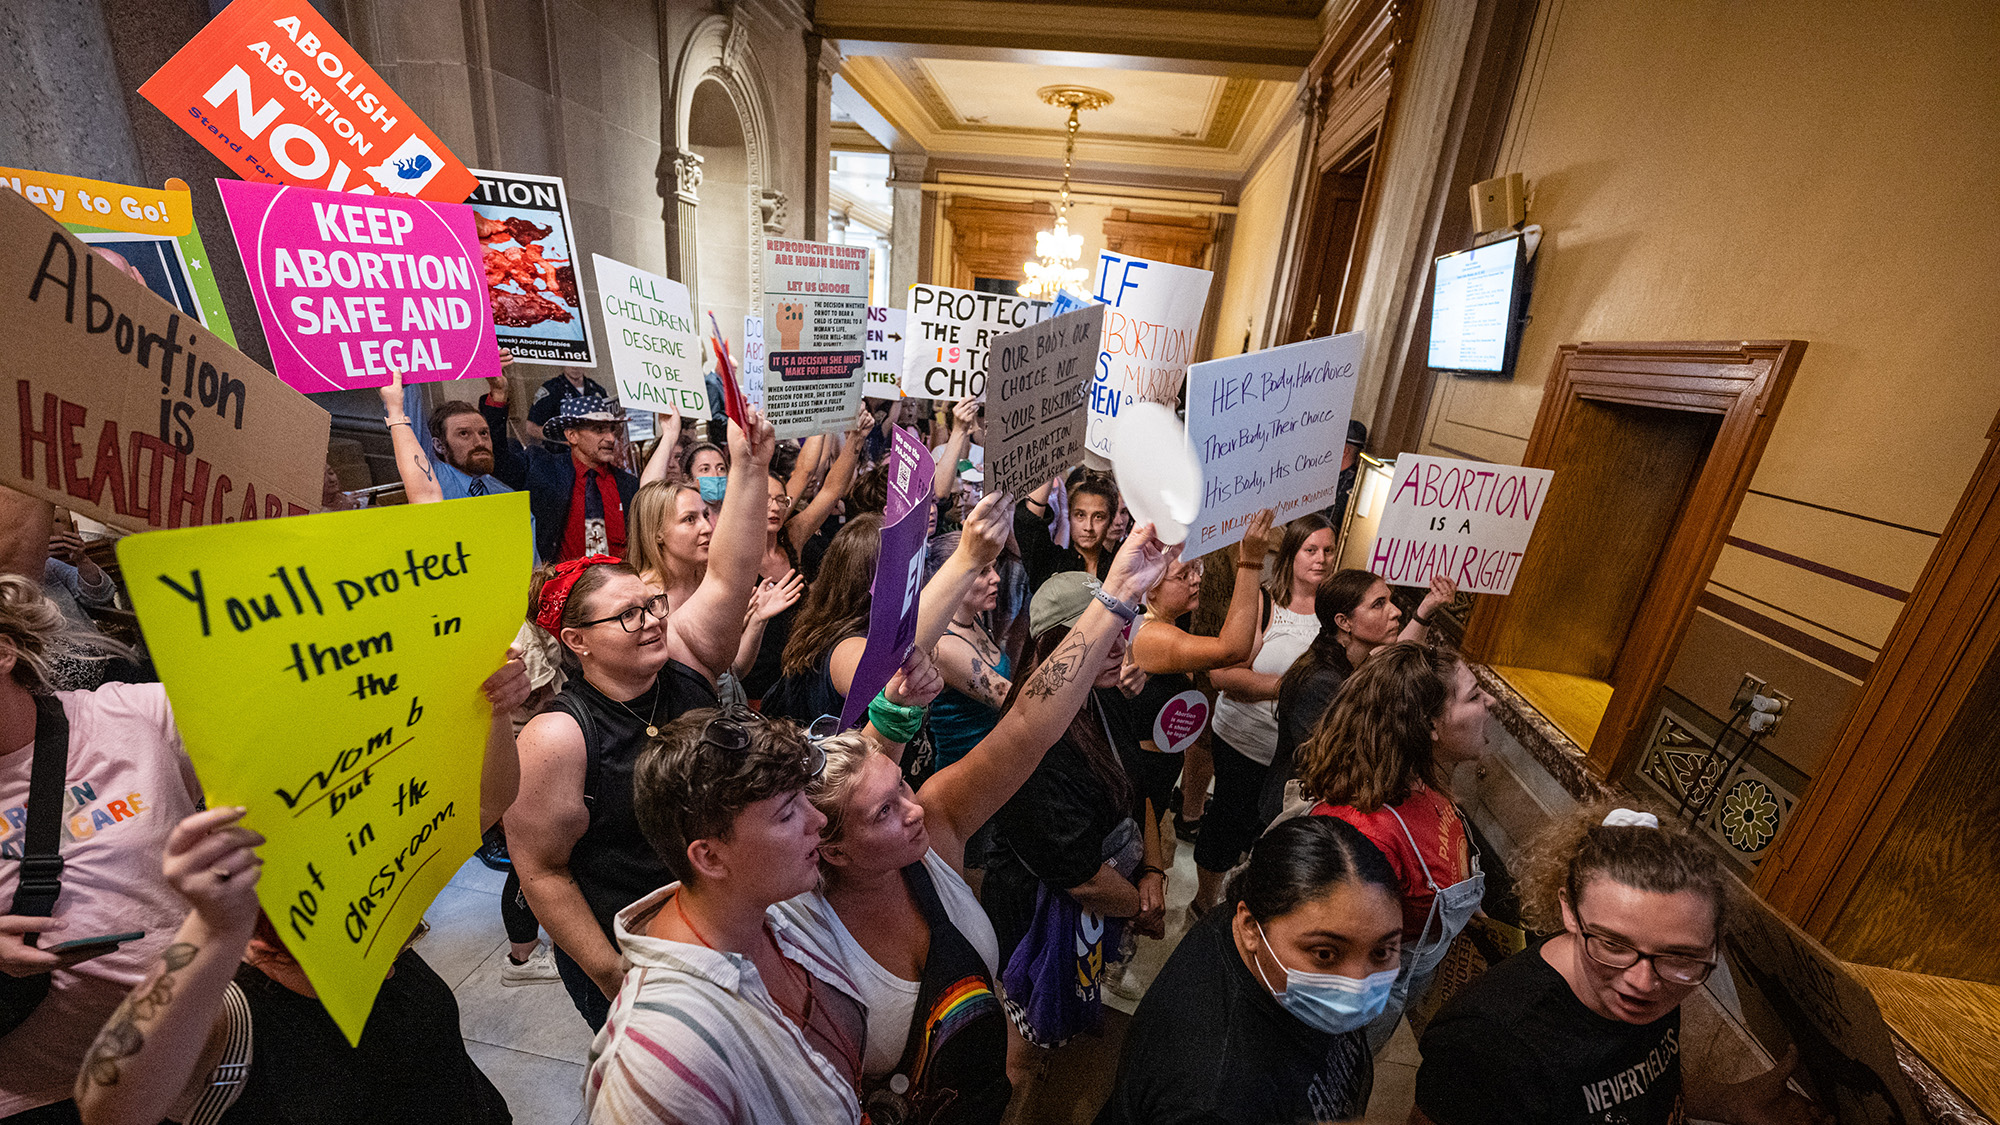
[688,80,755,364]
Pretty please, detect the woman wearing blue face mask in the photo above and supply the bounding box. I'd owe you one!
[1097,815,1404,1125]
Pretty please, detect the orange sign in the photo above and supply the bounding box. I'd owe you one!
[0,169,193,236]
[139,0,475,203]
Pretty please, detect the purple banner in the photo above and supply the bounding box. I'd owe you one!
[839,425,936,729]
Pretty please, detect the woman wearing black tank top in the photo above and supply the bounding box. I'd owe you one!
[509,410,779,1029]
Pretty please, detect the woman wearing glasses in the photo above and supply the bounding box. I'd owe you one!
[1412,805,1825,1125]
[510,411,777,1030]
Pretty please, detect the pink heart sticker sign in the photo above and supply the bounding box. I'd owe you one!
[1153,690,1210,754]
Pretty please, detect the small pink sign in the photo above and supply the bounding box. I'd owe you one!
[217,179,500,393]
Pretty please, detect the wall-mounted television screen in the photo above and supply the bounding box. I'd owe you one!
[1428,234,1528,375]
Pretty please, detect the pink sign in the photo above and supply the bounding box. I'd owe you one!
[217,179,500,393]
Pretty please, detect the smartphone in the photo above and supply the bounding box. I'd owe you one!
[46,931,144,955]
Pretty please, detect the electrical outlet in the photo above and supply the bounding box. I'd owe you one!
[1733,674,1766,711]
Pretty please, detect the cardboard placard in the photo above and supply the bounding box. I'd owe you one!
[1,189,326,532]
[1369,454,1553,594]
[986,304,1105,500]
[742,315,765,407]
[838,427,935,729]
[760,238,868,439]
[467,171,593,366]
[864,306,907,398]
[140,0,475,202]
[1085,251,1212,457]
[1184,331,1363,554]
[901,284,1049,401]
[117,494,530,1044]
[218,179,499,392]
[590,254,704,418]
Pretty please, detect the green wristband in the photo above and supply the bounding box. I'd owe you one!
[867,693,928,743]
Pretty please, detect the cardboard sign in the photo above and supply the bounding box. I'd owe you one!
[1,189,325,532]
[901,284,1049,401]
[986,304,1104,500]
[117,494,529,1044]
[743,315,765,407]
[1370,454,1553,594]
[864,306,907,397]
[140,0,475,202]
[838,427,935,729]
[590,254,704,418]
[1185,331,1363,554]
[1086,251,1212,457]
[467,171,593,366]
[760,238,868,439]
[218,179,500,392]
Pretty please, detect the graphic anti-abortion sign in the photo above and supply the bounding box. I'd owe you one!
[761,238,868,439]
[219,179,500,393]
[1370,454,1554,594]
[986,304,1105,500]
[901,284,1049,401]
[119,494,529,1044]
[590,254,704,418]
[1,189,326,533]
[839,427,936,729]
[865,306,908,397]
[140,0,475,202]
[1086,251,1211,457]
[467,171,593,365]
[4,169,238,347]
[1185,331,1363,554]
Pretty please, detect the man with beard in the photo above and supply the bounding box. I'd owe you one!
[380,368,521,501]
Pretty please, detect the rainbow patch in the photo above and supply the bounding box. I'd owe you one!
[907,975,998,1082]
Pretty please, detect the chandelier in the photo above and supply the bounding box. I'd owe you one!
[1020,86,1112,300]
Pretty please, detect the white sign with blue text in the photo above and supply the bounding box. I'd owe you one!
[1086,250,1212,458]
[1184,331,1363,554]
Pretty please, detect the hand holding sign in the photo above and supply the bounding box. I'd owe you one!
[162,806,268,937]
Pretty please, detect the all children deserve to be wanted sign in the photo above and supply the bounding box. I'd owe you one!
[118,494,531,1044]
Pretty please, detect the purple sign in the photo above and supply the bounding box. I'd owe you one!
[839,425,936,729]
[217,179,501,393]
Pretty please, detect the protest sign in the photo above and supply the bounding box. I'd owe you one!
[1184,331,1363,554]
[1086,251,1212,457]
[590,254,704,418]
[467,171,593,366]
[864,306,908,397]
[901,284,1049,401]
[986,304,1104,500]
[743,315,765,407]
[140,0,475,202]
[838,427,935,729]
[118,493,529,1044]
[760,238,868,439]
[1370,454,1553,594]
[218,179,500,393]
[1,189,325,533]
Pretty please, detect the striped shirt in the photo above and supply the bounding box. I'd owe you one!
[585,883,867,1125]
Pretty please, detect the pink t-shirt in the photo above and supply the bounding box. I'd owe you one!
[0,682,203,1114]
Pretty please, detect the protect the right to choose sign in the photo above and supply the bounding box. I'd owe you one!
[1370,454,1554,594]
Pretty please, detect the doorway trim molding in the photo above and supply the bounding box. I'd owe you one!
[1462,339,1808,778]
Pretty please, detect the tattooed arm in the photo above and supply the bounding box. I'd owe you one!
[77,807,265,1125]
[935,629,1012,710]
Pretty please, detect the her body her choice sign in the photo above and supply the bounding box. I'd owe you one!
[218,179,500,392]
[118,494,530,1045]
[1184,331,1363,554]
[1370,454,1553,594]
[590,254,705,418]
[1086,250,1212,458]
[761,238,869,439]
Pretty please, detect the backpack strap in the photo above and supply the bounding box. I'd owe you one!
[181,981,254,1125]
[9,695,72,921]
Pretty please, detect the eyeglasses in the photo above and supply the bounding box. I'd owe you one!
[1578,922,1716,985]
[696,709,827,779]
[577,593,670,633]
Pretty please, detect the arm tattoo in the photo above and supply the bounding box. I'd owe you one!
[80,942,199,1088]
[1023,632,1091,700]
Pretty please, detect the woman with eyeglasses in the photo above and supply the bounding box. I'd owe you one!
[1294,643,1493,1050]
[1098,815,1404,1125]
[509,411,777,1031]
[1413,804,1826,1125]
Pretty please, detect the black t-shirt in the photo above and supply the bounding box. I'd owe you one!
[1264,660,1350,822]
[1416,940,1685,1125]
[1097,908,1373,1125]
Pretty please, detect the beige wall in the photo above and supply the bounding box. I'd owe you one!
[1210,120,1302,359]
[1416,0,1999,800]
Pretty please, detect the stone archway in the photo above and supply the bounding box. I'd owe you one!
[687,81,753,357]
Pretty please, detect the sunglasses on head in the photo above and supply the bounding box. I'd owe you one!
[696,708,828,779]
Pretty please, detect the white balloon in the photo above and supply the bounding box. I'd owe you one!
[1112,402,1202,546]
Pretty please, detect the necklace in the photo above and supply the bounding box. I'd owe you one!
[673,892,825,1038]
[609,680,664,738]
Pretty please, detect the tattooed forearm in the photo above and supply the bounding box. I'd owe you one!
[1023,632,1091,700]
[80,942,198,1088]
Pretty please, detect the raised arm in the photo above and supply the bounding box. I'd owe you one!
[915,490,1011,657]
[508,711,623,1000]
[1400,574,1457,642]
[935,631,1011,710]
[478,650,528,832]
[1132,510,1274,674]
[639,411,684,486]
[932,398,977,500]
[784,414,869,552]
[379,368,442,504]
[729,570,803,679]
[919,525,1179,866]
[669,407,775,681]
